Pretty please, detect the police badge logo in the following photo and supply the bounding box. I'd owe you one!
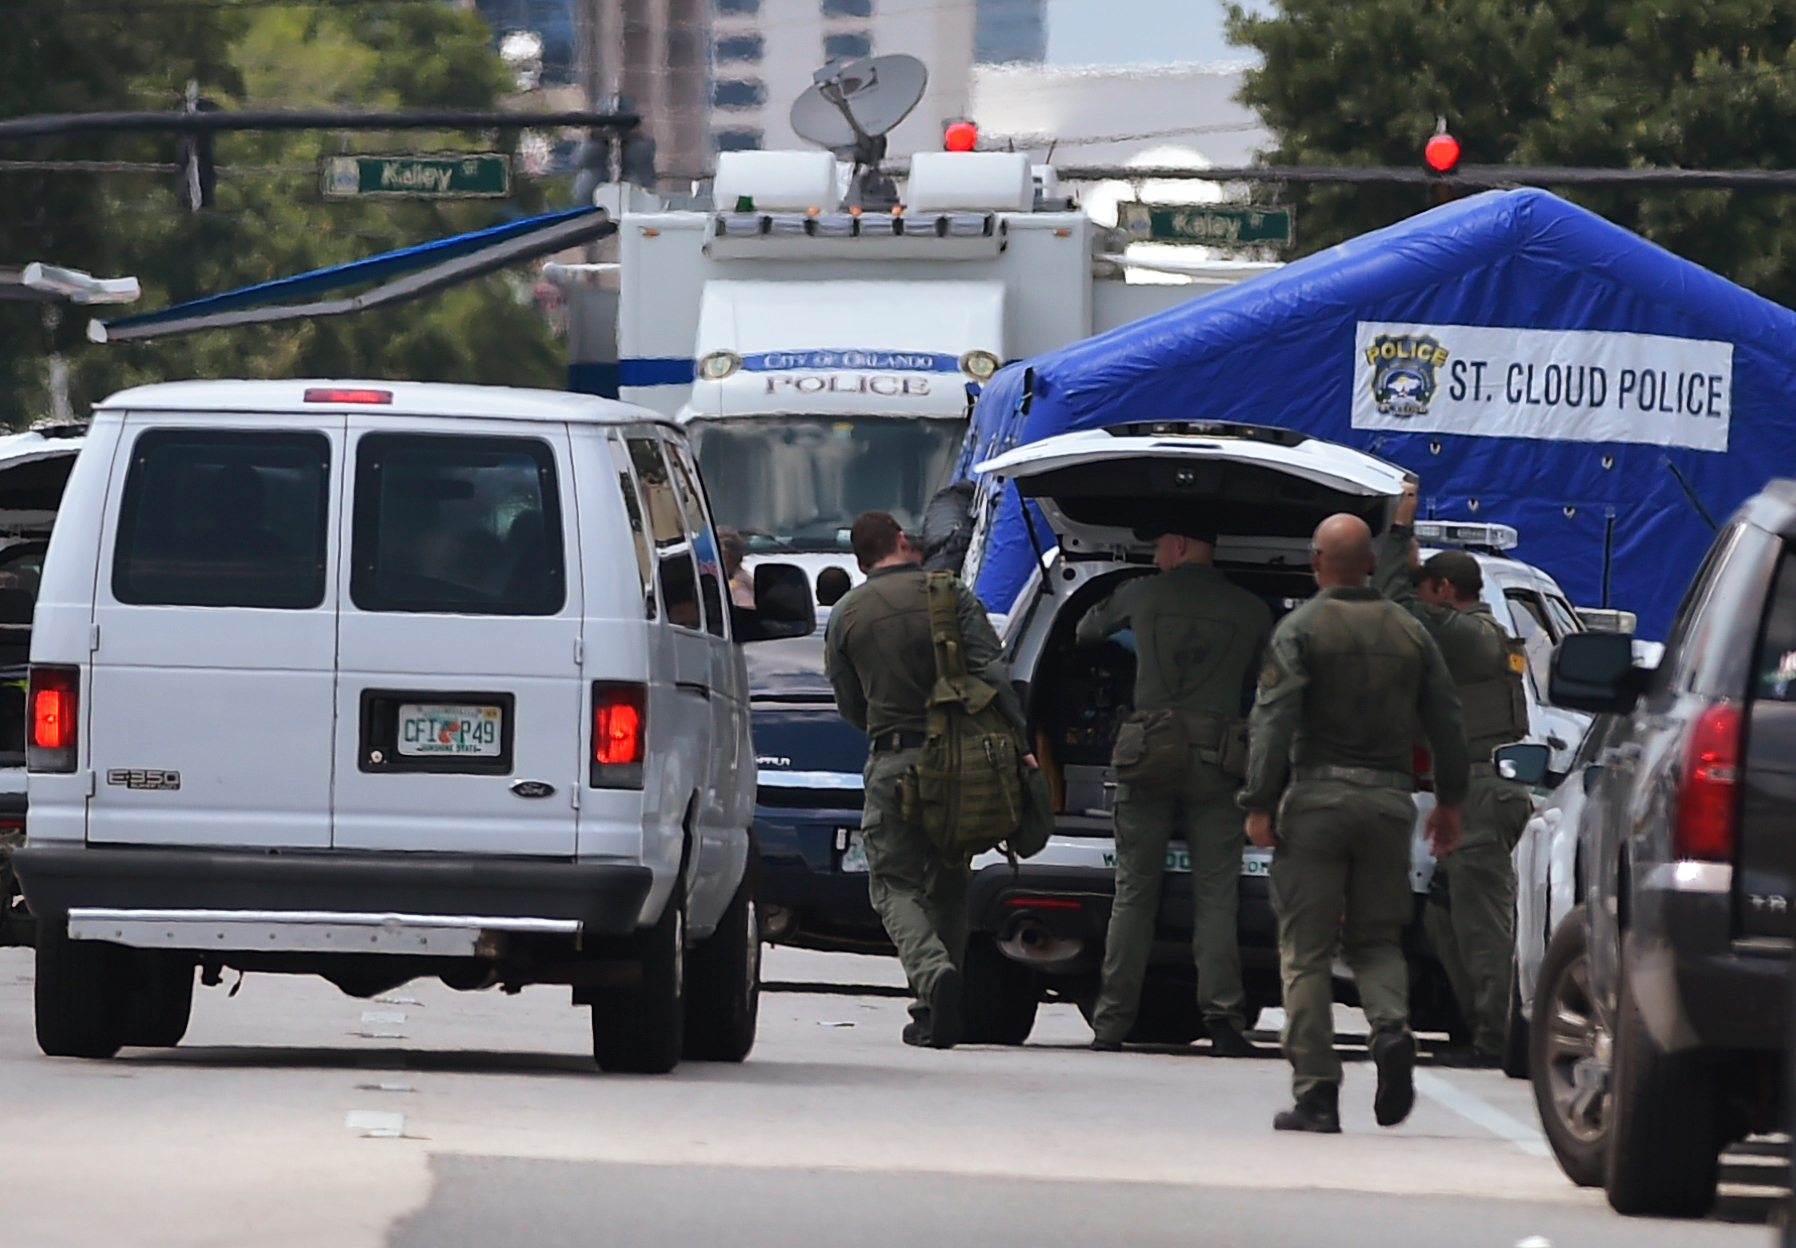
[1366,334,1449,417]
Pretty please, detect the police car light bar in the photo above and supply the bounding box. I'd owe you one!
[1413,520,1518,551]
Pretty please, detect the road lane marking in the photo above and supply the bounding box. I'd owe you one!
[345,1110,405,1138]
[1413,1070,1550,1157]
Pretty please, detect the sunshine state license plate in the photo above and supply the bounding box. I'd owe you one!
[396,704,502,757]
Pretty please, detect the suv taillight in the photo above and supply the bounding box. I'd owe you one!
[28,665,78,773]
[591,682,646,788]
[1674,702,1742,861]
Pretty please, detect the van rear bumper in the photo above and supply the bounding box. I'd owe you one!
[13,844,654,936]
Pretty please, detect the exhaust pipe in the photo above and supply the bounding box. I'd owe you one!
[998,912,1083,965]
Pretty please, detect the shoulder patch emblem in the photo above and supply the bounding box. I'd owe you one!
[1260,660,1282,688]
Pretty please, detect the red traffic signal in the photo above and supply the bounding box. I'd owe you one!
[944,121,978,152]
[1424,133,1461,174]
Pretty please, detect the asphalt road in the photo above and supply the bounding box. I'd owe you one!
[0,944,1778,1248]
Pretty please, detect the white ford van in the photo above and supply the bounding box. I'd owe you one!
[13,380,813,1073]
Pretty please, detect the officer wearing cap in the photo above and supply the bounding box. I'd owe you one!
[1242,513,1467,1133]
[1078,522,1272,1056]
[824,511,1030,1049]
[1376,482,1531,1067]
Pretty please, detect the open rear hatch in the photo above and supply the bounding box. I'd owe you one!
[975,421,1408,564]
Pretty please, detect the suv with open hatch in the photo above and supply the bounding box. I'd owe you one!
[1537,479,1796,1216]
[952,422,1589,1046]
[12,380,812,1073]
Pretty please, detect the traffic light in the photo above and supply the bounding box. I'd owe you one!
[1424,120,1460,206]
[1424,132,1461,175]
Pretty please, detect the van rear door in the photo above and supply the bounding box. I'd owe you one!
[330,418,583,856]
[87,416,343,848]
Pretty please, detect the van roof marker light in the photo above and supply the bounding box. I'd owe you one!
[304,387,393,404]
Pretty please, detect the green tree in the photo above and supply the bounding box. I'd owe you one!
[2,2,568,428]
[1226,0,1796,305]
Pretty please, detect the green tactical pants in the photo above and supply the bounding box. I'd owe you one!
[861,747,970,1020]
[1092,758,1245,1042]
[0,826,22,947]
[1425,774,1530,1053]
[1271,779,1417,1100]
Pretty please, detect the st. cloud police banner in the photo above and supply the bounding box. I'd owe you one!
[1351,322,1733,453]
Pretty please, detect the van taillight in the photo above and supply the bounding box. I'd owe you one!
[591,682,646,788]
[28,665,78,773]
[1674,702,1742,861]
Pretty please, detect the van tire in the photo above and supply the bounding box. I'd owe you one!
[592,878,686,1074]
[1603,962,1721,1217]
[961,937,1037,1045]
[122,952,195,1048]
[683,862,760,1063]
[35,917,127,1059]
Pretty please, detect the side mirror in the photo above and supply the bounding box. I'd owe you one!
[732,562,816,643]
[1548,632,1644,714]
[1493,741,1551,787]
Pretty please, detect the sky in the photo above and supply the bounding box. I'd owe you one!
[1045,0,1272,66]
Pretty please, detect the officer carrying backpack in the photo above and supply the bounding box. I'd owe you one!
[908,572,1050,867]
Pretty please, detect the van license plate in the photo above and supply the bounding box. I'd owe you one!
[397,704,502,757]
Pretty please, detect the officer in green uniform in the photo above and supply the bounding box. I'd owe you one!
[1241,513,1469,1134]
[824,511,1030,1049]
[1376,482,1532,1067]
[1079,525,1272,1056]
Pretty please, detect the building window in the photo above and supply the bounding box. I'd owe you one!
[821,0,872,16]
[712,79,767,110]
[713,128,764,152]
[716,0,760,12]
[823,32,871,59]
[714,33,764,62]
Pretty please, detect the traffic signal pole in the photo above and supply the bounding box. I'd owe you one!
[0,108,640,143]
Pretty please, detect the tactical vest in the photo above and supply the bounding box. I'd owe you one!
[1294,594,1429,773]
[1457,609,1529,746]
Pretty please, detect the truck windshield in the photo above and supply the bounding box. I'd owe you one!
[689,416,963,552]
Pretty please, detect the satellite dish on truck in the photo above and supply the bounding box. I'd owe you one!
[790,54,927,210]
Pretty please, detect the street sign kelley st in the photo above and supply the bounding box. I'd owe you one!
[1119,202,1294,249]
[321,154,511,200]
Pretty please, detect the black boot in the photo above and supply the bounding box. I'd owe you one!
[1206,1019,1258,1058]
[1273,1083,1341,1134]
[1371,1027,1417,1127]
[926,968,964,1049]
[902,1010,934,1048]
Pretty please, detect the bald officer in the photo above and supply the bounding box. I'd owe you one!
[1242,513,1468,1134]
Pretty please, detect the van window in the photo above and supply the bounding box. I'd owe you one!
[352,434,565,616]
[664,439,728,638]
[626,436,703,632]
[607,435,657,620]
[112,430,330,609]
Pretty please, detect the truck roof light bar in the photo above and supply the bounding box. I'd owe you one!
[1414,520,1519,551]
[1102,420,1308,448]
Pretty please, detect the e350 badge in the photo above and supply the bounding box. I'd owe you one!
[1366,333,1449,417]
[107,768,180,791]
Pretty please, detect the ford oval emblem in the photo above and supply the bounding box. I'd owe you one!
[510,779,556,799]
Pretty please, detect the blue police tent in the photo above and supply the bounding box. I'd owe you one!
[960,188,1796,637]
